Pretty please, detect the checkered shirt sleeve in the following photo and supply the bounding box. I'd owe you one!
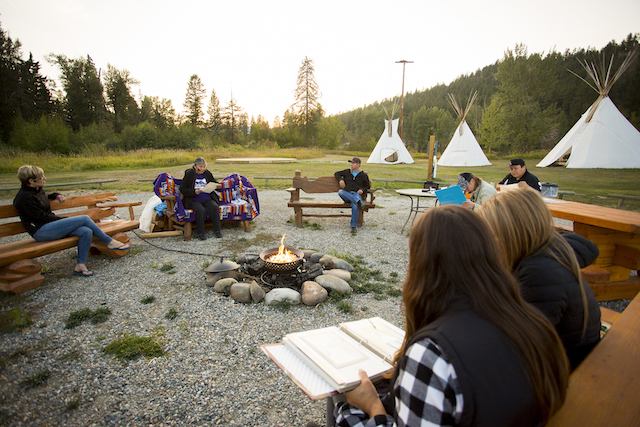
[334,338,463,427]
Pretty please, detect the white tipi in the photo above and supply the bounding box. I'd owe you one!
[538,51,640,169]
[367,105,414,164]
[438,91,491,167]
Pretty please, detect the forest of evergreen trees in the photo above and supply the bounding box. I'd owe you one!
[1,21,638,156]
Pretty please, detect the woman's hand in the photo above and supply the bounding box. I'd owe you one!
[461,200,474,209]
[195,189,202,195]
[55,194,66,203]
[344,370,387,418]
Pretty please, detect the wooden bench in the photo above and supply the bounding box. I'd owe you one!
[608,193,640,209]
[0,192,141,293]
[546,293,640,426]
[286,170,377,228]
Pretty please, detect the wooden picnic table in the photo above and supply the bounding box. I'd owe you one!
[546,292,640,426]
[544,198,640,300]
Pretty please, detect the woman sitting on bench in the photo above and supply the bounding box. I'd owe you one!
[13,165,131,277]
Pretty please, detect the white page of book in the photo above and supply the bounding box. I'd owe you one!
[285,326,393,388]
[339,317,405,362]
[262,344,336,400]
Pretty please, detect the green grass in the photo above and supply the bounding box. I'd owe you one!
[0,149,637,212]
[64,307,112,329]
[140,295,156,304]
[102,333,166,362]
[165,308,178,320]
[0,308,33,333]
[21,369,51,388]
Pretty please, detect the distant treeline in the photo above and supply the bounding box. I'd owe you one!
[1,21,638,156]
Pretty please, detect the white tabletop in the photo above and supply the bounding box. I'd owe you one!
[395,188,437,197]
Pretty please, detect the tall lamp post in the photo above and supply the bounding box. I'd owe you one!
[395,60,413,139]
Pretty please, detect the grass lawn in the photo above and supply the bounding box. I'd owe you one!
[1,153,639,211]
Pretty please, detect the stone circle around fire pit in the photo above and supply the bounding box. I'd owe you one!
[205,250,355,306]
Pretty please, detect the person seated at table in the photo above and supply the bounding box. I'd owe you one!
[478,187,601,370]
[457,172,497,210]
[13,165,131,277]
[500,158,541,191]
[179,157,223,241]
[334,157,370,234]
[332,205,569,427]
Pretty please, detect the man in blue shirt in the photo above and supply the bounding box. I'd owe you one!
[334,157,371,233]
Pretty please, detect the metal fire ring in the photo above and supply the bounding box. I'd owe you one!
[259,247,304,272]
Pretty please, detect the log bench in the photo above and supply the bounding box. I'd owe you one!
[546,293,640,426]
[0,192,141,293]
[286,170,377,228]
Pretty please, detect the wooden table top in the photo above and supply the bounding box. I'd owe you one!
[545,198,640,234]
[546,293,640,426]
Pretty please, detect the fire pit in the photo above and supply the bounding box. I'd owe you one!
[258,234,304,273]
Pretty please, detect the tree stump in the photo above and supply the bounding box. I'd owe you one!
[0,259,44,293]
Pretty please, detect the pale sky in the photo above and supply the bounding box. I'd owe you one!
[2,0,639,125]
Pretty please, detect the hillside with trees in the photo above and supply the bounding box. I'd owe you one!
[1,21,638,156]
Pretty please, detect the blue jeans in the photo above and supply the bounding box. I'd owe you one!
[338,189,362,228]
[33,216,113,265]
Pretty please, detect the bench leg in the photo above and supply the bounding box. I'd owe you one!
[294,207,303,227]
[90,232,131,258]
[357,209,365,227]
[183,222,192,241]
[0,259,44,293]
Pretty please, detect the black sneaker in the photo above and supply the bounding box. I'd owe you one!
[351,227,357,233]
[357,199,366,210]
[214,231,223,238]
[198,234,207,241]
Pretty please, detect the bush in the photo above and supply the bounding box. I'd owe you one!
[10,115,72,153]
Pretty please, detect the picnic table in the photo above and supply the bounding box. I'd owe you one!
[544,198,640,300]
[546,292,640,426]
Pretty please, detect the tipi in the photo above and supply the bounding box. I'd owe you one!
[538,50,640,169]
[438,91,491,167]
[367,105,414,164]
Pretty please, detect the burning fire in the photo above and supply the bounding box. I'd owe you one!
[267,234,298,263]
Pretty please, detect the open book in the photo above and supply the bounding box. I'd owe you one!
[261,317,405,400]
[435,185,467,205]
[200,182,219,193]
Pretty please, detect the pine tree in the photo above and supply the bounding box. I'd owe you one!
[183,74,206,126]
[291,56,323,146]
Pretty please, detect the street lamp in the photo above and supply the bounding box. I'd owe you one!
[395,60,413,139]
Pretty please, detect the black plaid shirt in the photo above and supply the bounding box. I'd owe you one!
[334,338,463,427]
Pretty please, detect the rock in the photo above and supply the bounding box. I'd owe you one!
[310,252,325,263]
[314,275,352,294]
[301,281,328,306]
[302,250,316,261]
[237,254,259,264]
[264,288,301,306]
[331,258,355,272]
[213,277,238,295]
[250,280,265,303]
[319,254,337,268]
[205,270,238,287]
[230,283,252,303]
[325,269,351,282]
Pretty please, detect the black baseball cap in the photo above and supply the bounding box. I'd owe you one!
[509,158,525,167]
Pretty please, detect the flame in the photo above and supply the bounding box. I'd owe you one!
[267,234,298,263]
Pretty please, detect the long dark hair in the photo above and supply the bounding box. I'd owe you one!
[398,206,569,421]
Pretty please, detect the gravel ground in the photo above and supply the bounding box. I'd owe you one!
[0,190,632,426]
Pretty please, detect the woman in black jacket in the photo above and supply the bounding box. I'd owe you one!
[13,165,131,277]
[478,187,601,370]
[179,157,222,240]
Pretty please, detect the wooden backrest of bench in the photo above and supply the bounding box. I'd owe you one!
[0,192,119,238]
[292,173,341,194]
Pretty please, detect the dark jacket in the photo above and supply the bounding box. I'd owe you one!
[179,168,219,209]
[13,184,62,236]
[400,306,539,426]
[500,170,541,191]
[515,232,601,369]
[334,169,370,193]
